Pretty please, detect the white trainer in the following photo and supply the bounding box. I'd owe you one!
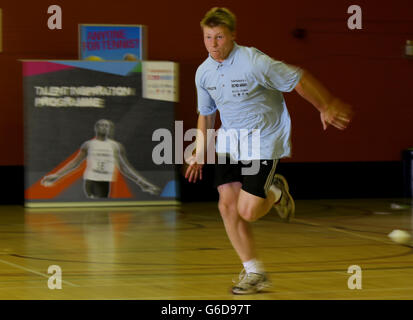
[272,174,295,222]
[231,269,272,295]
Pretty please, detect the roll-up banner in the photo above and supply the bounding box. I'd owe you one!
[23,60,179,208]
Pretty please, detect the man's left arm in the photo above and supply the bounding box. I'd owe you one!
[294,69,353,130]
[117,143,160,195]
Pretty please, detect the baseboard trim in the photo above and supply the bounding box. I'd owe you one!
[0,162,408,205]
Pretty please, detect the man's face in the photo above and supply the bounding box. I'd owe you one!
[95,120,111,136]
[203,25,235,62]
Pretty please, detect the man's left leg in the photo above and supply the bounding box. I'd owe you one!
[236,160,294,222]
[237,189,276,222]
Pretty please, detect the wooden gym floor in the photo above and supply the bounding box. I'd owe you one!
[0,198,412,300]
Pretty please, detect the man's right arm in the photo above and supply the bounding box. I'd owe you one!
[185,113,216,183]
[55,146,88,177]
[187,67,217,182]
[194,113,216,163]
[41,146,88,186]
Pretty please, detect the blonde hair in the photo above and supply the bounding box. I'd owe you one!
[200,7,236,32]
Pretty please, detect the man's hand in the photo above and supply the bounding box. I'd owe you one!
[184,155,204,183]
[136,179,161,195]
[294,70,354,131]
[40,174,59,187]
[320,99,353,130]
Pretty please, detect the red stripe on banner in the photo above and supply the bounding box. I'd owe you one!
[109,168,134,198]
[23,61,75,76]
[25,150,134,200]
[25,150,86,200]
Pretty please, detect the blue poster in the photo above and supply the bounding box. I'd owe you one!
[78,24,147,61]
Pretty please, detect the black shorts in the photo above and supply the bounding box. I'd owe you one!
[214,157,279,198]
[84,180,110,198]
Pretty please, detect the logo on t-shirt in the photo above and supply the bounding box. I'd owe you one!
[231,79,249,97]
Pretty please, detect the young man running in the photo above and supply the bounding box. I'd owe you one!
[186,7,353,294]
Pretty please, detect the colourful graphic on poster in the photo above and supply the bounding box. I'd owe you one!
[142,61,179,102]
[78,24,147,61]
[23,60,178,207]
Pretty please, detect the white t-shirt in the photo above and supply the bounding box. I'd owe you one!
[196,43,302,160]
[82,139,119,181]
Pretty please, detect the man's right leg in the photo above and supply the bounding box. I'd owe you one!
[218,181,272,294]
[217,182,256,263]
[84,180,110,199]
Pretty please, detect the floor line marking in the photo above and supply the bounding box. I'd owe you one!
[294,218,397,245]
[0,258,79,287]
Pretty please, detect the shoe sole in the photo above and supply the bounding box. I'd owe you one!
[274,174,295,222]
[231,281,272,295]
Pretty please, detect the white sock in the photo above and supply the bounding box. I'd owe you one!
[268,185,282,204]
[243,258,264,274]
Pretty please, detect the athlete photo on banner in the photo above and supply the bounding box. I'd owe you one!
[23,60,178,207]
